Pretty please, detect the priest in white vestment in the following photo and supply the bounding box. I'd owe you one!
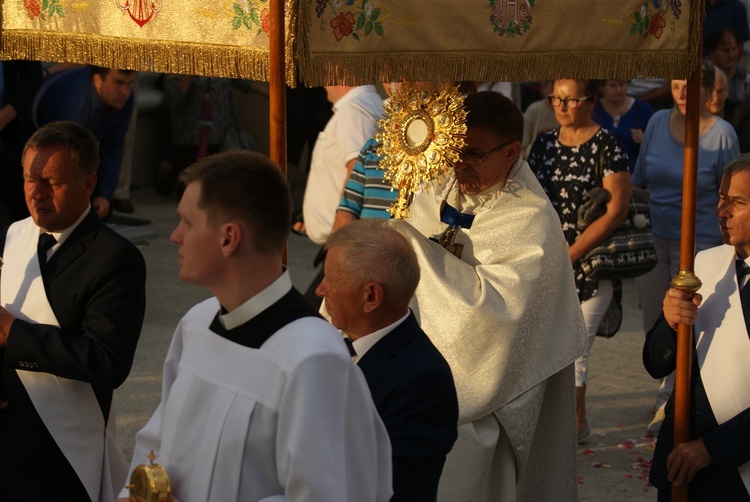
[120,151,392,502]
[644,155,750,500]
[391,91,587,501]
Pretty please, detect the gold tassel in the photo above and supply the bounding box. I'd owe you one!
[0,27,299,84]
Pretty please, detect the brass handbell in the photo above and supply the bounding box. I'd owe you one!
[126,450,171,502]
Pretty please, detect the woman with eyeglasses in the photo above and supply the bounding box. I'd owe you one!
[632,61,740,437]
[593,80,655,172]
[528,79,631,443]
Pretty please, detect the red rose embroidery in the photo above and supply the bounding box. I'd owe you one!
[331,12,355,41]
[261,8,270,35]
[649,13,666,39]
[24,0,41,20]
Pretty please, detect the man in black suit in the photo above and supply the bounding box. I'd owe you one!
[317,218,459,502]
[0,121,146,501]
[644,154,750,501]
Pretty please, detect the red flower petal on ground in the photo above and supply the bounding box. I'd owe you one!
[331,11,355,41]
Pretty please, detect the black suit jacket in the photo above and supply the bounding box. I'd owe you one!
[644,315,750,501]
[357,312,458,502]
[0,211,147,500]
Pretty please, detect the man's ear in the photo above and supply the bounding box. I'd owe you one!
[92,73,103,90]
[220,222,243,257]
[505,140,522,162]
[362,282,384,314]
[84,172,97,198]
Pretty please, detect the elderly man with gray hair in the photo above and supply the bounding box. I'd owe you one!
[317,218,459,502]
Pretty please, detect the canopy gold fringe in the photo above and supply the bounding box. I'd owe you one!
[296,0,704,86]
[298,50,699,86]
[0,30,298,84]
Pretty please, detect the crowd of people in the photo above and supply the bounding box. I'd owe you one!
[2,13,750,502]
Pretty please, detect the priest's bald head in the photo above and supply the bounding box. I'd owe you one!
[316,218,420,340]
[171,151,292,311]
[22,121,99,233]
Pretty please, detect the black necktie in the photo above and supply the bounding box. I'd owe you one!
[343,336,357,359]
[736,260,750,332]
[37,233,57,273]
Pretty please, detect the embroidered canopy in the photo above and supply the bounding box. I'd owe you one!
[0,0,701,84]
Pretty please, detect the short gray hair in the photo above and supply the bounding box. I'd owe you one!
[325,219,420,306]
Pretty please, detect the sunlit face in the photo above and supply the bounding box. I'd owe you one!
[717,170,750,259]
[454,126,518,195]
[551,79,595,128]
[170,182,225,287]
[23,145,95,233]
[709,32,740,73]
[600,80,629,102]
[671,79,688,116]
[706,74,729,115]
[93,70,136,109]
[316,247,364,335]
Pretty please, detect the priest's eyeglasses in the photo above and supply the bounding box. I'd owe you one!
[459,139,515,165]
[547,95,593,109]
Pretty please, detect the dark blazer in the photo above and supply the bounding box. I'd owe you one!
[643,315,750,501]
[0,210,147,500]
[357,311,459,502]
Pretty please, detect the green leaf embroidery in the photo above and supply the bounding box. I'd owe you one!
[250,9,260,25]
[352,32,360,41]
[42,0,48,11]
[370,8,380,21]
[634,11,641,23]
[233,17,242,29]
[365,19,373,35]
[243,15,252,29]
[233,3,244,16]
[55,4,63,17]
[357,13,366,30]
[630,24,637,36]
[374,21,383,35]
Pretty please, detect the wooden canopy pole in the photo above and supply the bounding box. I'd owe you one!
[670,58,703,502]
[268,0,286,173]
[269,0,287,263]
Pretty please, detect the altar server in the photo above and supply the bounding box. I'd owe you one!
[121,150,392,502]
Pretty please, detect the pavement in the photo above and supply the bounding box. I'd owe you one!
[115,186,663,501]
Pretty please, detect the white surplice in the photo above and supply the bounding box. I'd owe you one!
[125,297,392,502]
[391,160,587,502]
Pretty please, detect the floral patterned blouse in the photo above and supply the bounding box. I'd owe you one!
[528,127,629,302]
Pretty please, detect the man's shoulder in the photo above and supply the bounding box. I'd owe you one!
[74,215,144,261]
[40,68,90,97]
[696,244,734,263]
[263,316,347,362]
[372,318,453,378]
